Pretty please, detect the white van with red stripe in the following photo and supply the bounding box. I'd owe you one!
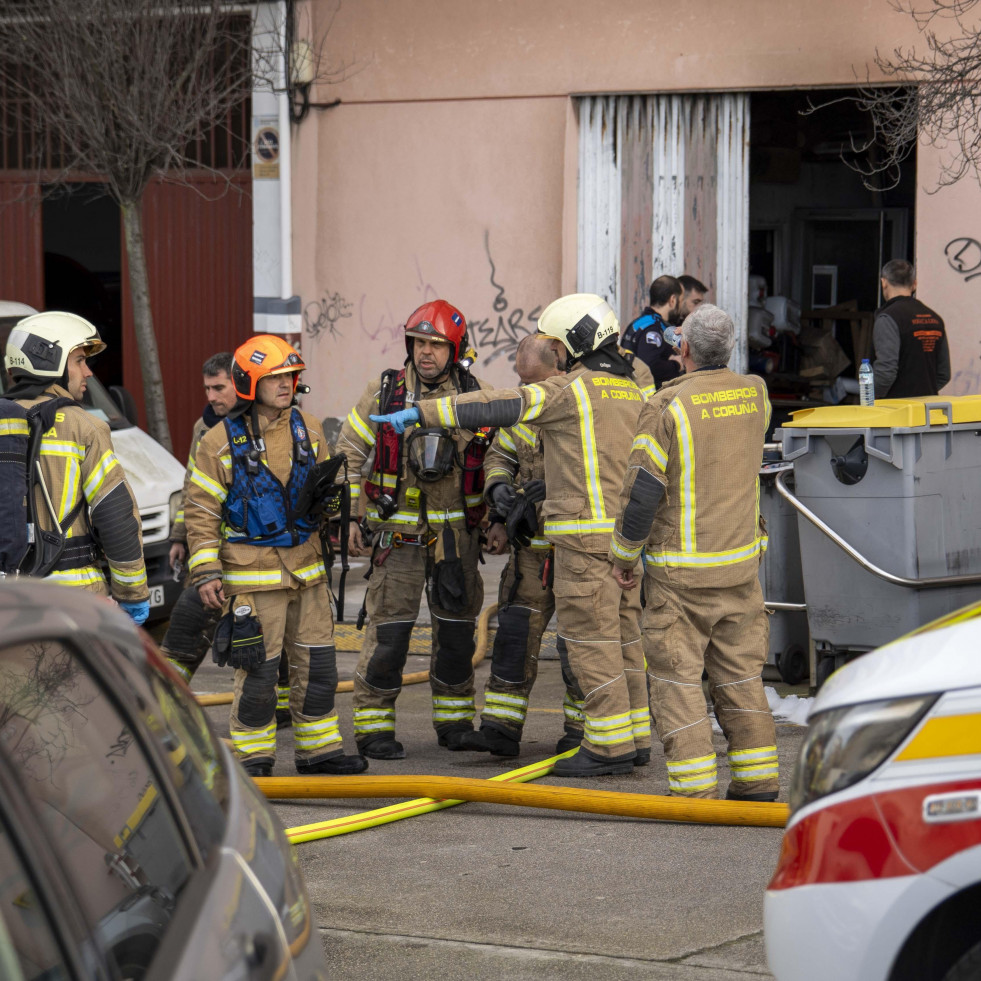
[765,603,981,981]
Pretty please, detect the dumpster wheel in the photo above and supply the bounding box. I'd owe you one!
[776,645,808,686]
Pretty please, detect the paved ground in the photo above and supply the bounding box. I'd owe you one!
[185,553,808,980]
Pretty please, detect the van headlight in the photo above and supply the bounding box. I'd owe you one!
[789,695,936,814]
[169,490,182,526]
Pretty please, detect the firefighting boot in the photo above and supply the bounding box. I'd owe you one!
[552,745,636,777]
[276,709,292,729]
[242,761,273,778]
[296,752,369,775]
[633,748,651,767]
[555,732,582,754]
[459,726,520,757]
[357,735,406,760]
[725,786,778,802]
[437,723,475,751]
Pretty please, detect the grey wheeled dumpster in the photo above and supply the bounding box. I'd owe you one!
[778,397,981,685]
[759,457,809,685]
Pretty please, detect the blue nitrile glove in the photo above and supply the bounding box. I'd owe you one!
[369,406,420,434]
[119,599,150,626]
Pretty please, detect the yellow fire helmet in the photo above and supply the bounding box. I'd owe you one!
[537,293,620,358]
[5,311,106,381]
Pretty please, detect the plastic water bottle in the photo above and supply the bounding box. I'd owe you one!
[859,359,875,406]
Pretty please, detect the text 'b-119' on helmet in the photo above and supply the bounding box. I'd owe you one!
[5,311,107,381]
[231,334,306,402]
[403,300,469,364]
[537,293,620,359]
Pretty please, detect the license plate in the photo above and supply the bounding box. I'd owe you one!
[149,585,166,608]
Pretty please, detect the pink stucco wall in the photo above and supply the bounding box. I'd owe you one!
[293,0,972,421]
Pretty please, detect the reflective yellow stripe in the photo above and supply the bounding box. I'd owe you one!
[82,449,119,502]
[353,707,396,735]
[529,538,551,550]
[0,418,28,436]
[630,708,651,738]
[432,695,475,723]
[544,519,615,536]
[610,537,643,563]
[667,754,717,791]
[384,509,466,525]
[584,711,633,745]
[669,400,696,552]
[294,715,343,751]
[225,570,282,586]
[58,458,80,524]
[45,565,105,587]
[347,408,375,445]
[641,384,656,400]
[190,467,228,503]
[40,439,85,460]
[465,493,483,507]
[632,434,667,473]
[571,377,605,521]
[484,693,528,724]
[895,714,981,761]
[485,468,514,482]
[563,692,584,723]
[109,566,147,587]
[349,484,361,500]
[232,723,277,756]
[521,384,546,421]
[294,561,327,582]
[189,547,219,570]
[512,423,537,447]
[276,685,290,710]
[436,397,456,427]
[167,658,193,683]
[646,538,765,569]
[497,430,517,453]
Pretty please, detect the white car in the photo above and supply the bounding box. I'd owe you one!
[765,603,981,981]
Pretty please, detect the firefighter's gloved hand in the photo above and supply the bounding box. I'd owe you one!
[213,603,266,672]
[369,407,420,434]
[119,599,150,626]
[520,479,547,504]
[505,489,540,548]
[487,482,516,515]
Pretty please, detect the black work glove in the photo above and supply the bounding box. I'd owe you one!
[520,479,547,504]
[487,482,516,517]
[296,455,347,519]
[212,601,266,672]
[505,490,540,548]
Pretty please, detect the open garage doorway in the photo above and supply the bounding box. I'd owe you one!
[748,88,916,405]
[41,183,123,386]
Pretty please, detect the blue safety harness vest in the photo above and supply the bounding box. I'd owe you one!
[223,409,319,548]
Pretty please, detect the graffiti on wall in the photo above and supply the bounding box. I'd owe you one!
[470,231,542,366]
[944,237,981,282]
[357,257,439,356]
[304,289,353,341]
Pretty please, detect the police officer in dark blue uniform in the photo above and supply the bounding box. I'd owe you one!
[620,275,684,389]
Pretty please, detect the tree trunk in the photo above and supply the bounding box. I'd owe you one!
[121,197,172,452]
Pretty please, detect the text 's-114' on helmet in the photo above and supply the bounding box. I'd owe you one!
[232,334,306,401]
[403,300,469,363]
[5,311,107,381]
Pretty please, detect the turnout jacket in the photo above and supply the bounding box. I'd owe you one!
[185,406,330,592]
[169,405,221,544]
[16,384,147,600]
[610,368,770,589]
[483,423,551,551]
[338,363,491,533]
[417,364,644,555]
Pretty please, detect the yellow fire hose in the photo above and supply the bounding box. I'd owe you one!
[194,602,499,708]
[259,761,789,844]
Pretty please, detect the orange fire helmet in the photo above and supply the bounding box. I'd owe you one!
[231,334,306,401]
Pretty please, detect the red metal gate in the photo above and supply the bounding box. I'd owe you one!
[121,173,252,462]
[0,179,44,309]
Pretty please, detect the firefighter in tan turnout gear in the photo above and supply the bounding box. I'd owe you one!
[2,312,149,623]
[185,334,366,778]
[372,294,650,777]
[339,300,492,760]
[610,303,779,801]
[462,334,585,758]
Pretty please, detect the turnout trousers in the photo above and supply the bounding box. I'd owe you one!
[552,547,648,761]
[480,545,582,742]
[643,575,778,799]
[352,529,483,744]
[229,582,344,770]
[162,581,290,710]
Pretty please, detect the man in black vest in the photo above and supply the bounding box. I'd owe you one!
[872,259,951,399]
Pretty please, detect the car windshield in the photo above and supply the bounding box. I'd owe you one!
[0,316,133,430]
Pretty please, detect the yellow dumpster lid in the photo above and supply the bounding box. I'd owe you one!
[782,395,981,428]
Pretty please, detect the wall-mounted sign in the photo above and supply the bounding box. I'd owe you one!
[253,116,280,180]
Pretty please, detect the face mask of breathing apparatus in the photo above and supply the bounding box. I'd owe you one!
[405,427,457,482]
